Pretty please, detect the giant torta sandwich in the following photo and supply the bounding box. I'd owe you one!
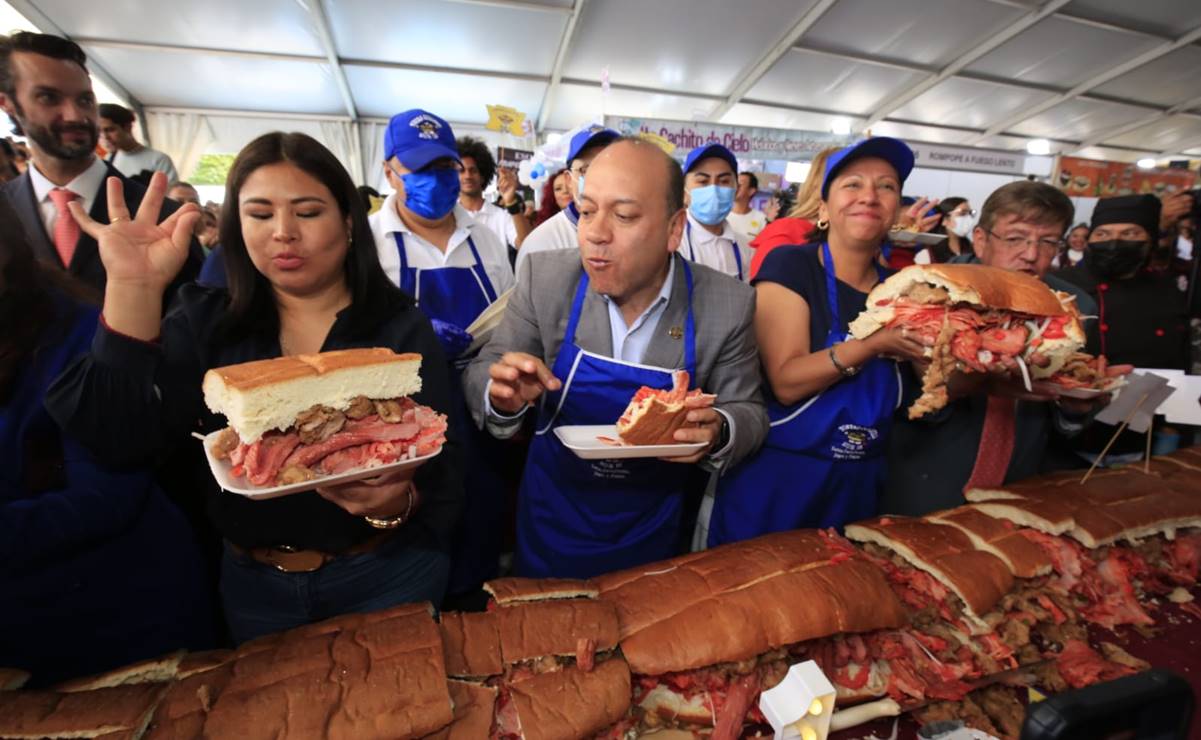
[203,348,447,487]
[848,264,1084,418]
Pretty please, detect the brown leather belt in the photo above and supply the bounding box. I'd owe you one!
[229,531,395,573]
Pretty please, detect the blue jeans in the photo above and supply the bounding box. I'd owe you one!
[220,536,449,644]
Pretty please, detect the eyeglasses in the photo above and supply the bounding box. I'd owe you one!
[986,230,1064,252]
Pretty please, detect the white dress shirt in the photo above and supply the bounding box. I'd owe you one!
[726,208,766,244]
[369,193,515,299]
[514,206,577,280]
[601,257,674,364]
[462,199,518,248]
[28,155,109,239]
[681,213,752,281]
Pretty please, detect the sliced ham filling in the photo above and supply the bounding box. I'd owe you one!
[219,397,447,486]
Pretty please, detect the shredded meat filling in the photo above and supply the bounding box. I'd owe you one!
[373,399,405,423]
[345,395,374,420]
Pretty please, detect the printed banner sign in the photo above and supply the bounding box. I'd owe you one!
[1054,155,1197,198]
[605,116,852,161]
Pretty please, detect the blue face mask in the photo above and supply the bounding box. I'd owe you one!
[400,168,461,220]
[688,184,735,225]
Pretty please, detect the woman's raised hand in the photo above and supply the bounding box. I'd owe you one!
[68,171,200,292]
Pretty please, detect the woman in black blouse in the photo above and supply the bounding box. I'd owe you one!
[48,133,461,642]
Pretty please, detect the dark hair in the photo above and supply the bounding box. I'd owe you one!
[535,169,567,226]
[216,132,408,342]
[741,172,759,191]
[0,193,96,402]
[932,196,968,234]
[978,181,1074,235]
[356,185,379,212]
[0,138,12,157]
[456,136,496,187]
[0,32,87,97]
[97,102,135,127]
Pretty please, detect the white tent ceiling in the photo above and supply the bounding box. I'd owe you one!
[8,0,1201,162]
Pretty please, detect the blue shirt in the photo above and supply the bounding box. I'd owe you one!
[600,258,675,364]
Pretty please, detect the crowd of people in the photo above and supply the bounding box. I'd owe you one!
[1,30,1197,686]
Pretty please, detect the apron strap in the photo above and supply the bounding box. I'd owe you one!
[563,269,591,346]
[394,232,416,298]
[564,201,580,226]
[732,239,743,281]
[681,258,697,382]
[465,235,499,303]
[685,221,696,263]
[565,258,697,382]
[820,242,887,345]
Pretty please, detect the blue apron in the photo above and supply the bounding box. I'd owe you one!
[395,233,497,333]
[516,260,698,579]
[394,232,504,594]
[707,243,901,546]
[685,221,743,281]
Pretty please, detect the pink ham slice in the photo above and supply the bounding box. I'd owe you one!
[283,422,421,469]
[243,433,301,486]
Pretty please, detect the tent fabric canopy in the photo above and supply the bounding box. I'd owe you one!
[9,0,1201,177]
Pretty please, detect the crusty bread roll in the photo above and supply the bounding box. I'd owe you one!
[494,600,620,664]
[844,517,1015,632]
[202,348,422,443]
[422,680,497,740]
[928,507,1052,579]
[56,651,184,693]
[594,530,906,676]
[0,683,166,739]
[504,658,631,740]
[483,577,598,605]
[848,264,1085,378]
[438,611,503,680]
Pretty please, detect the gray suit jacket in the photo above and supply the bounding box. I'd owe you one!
[464,249,768,469]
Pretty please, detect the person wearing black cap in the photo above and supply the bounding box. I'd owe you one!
[702,137,927,547]
[513,125,619,278]
[1055,194,1190,465]
[679,143,752,281]
[1057,194,1188,370]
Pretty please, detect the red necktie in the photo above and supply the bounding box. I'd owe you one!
[963,395,1018,492]
[48,188,80,268]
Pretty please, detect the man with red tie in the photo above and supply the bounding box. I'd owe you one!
[0,32,200,296]
[881,181,1109,515]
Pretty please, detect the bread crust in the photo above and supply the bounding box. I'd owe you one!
[484,577,598,604]
[929,507,1052,578]
[507,658,631,740]
[439,612,503,679]
[207,349,420,392]
[845,517,1014,629]
[495,600,620,664]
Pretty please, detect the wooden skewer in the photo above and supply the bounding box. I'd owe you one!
[1081,392,1150,484]
[1144,423,1154,474]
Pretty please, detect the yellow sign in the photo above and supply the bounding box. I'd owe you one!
[485,105,528,137]
[635,131,676,155]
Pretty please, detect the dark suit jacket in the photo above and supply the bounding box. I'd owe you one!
[1,161,203,303]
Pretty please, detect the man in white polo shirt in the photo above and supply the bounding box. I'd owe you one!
[679,143,751,281]
[512,126,619,279]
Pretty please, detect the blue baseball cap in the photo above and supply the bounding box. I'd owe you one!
[384,109,460,171]
[821,137,914,199]
[683,144,738,176]
[567,126,619,165]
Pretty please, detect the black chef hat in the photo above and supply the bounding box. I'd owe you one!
[1090,194,1160,243]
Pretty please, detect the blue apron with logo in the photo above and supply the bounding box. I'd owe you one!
[516,261,698,579]
[707,243,900,546]
[685,221,743,281]
[394,232,504,593]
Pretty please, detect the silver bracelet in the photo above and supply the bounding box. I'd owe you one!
[828,344,860,378]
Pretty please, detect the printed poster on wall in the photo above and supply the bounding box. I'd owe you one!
[605,116,853,162]
[1054,155,1197,198]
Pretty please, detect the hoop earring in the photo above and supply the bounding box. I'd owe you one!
[816,218,829,230]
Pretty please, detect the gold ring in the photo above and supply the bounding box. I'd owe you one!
[110,216,129,223]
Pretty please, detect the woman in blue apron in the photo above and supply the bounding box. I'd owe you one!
[706,137,926,546]
[394,232,508,596]
[516,260,700,578]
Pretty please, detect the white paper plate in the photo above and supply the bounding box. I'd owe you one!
[200,429,443,500]
[890,231,947,246]
[1033,377,1126,400]
[553,425,707,460]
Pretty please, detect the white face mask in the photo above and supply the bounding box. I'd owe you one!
[948,212,978,238]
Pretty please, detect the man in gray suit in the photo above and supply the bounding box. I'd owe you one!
[464,137,768,579]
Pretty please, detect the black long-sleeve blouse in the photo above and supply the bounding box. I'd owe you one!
[46,283,463,553]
